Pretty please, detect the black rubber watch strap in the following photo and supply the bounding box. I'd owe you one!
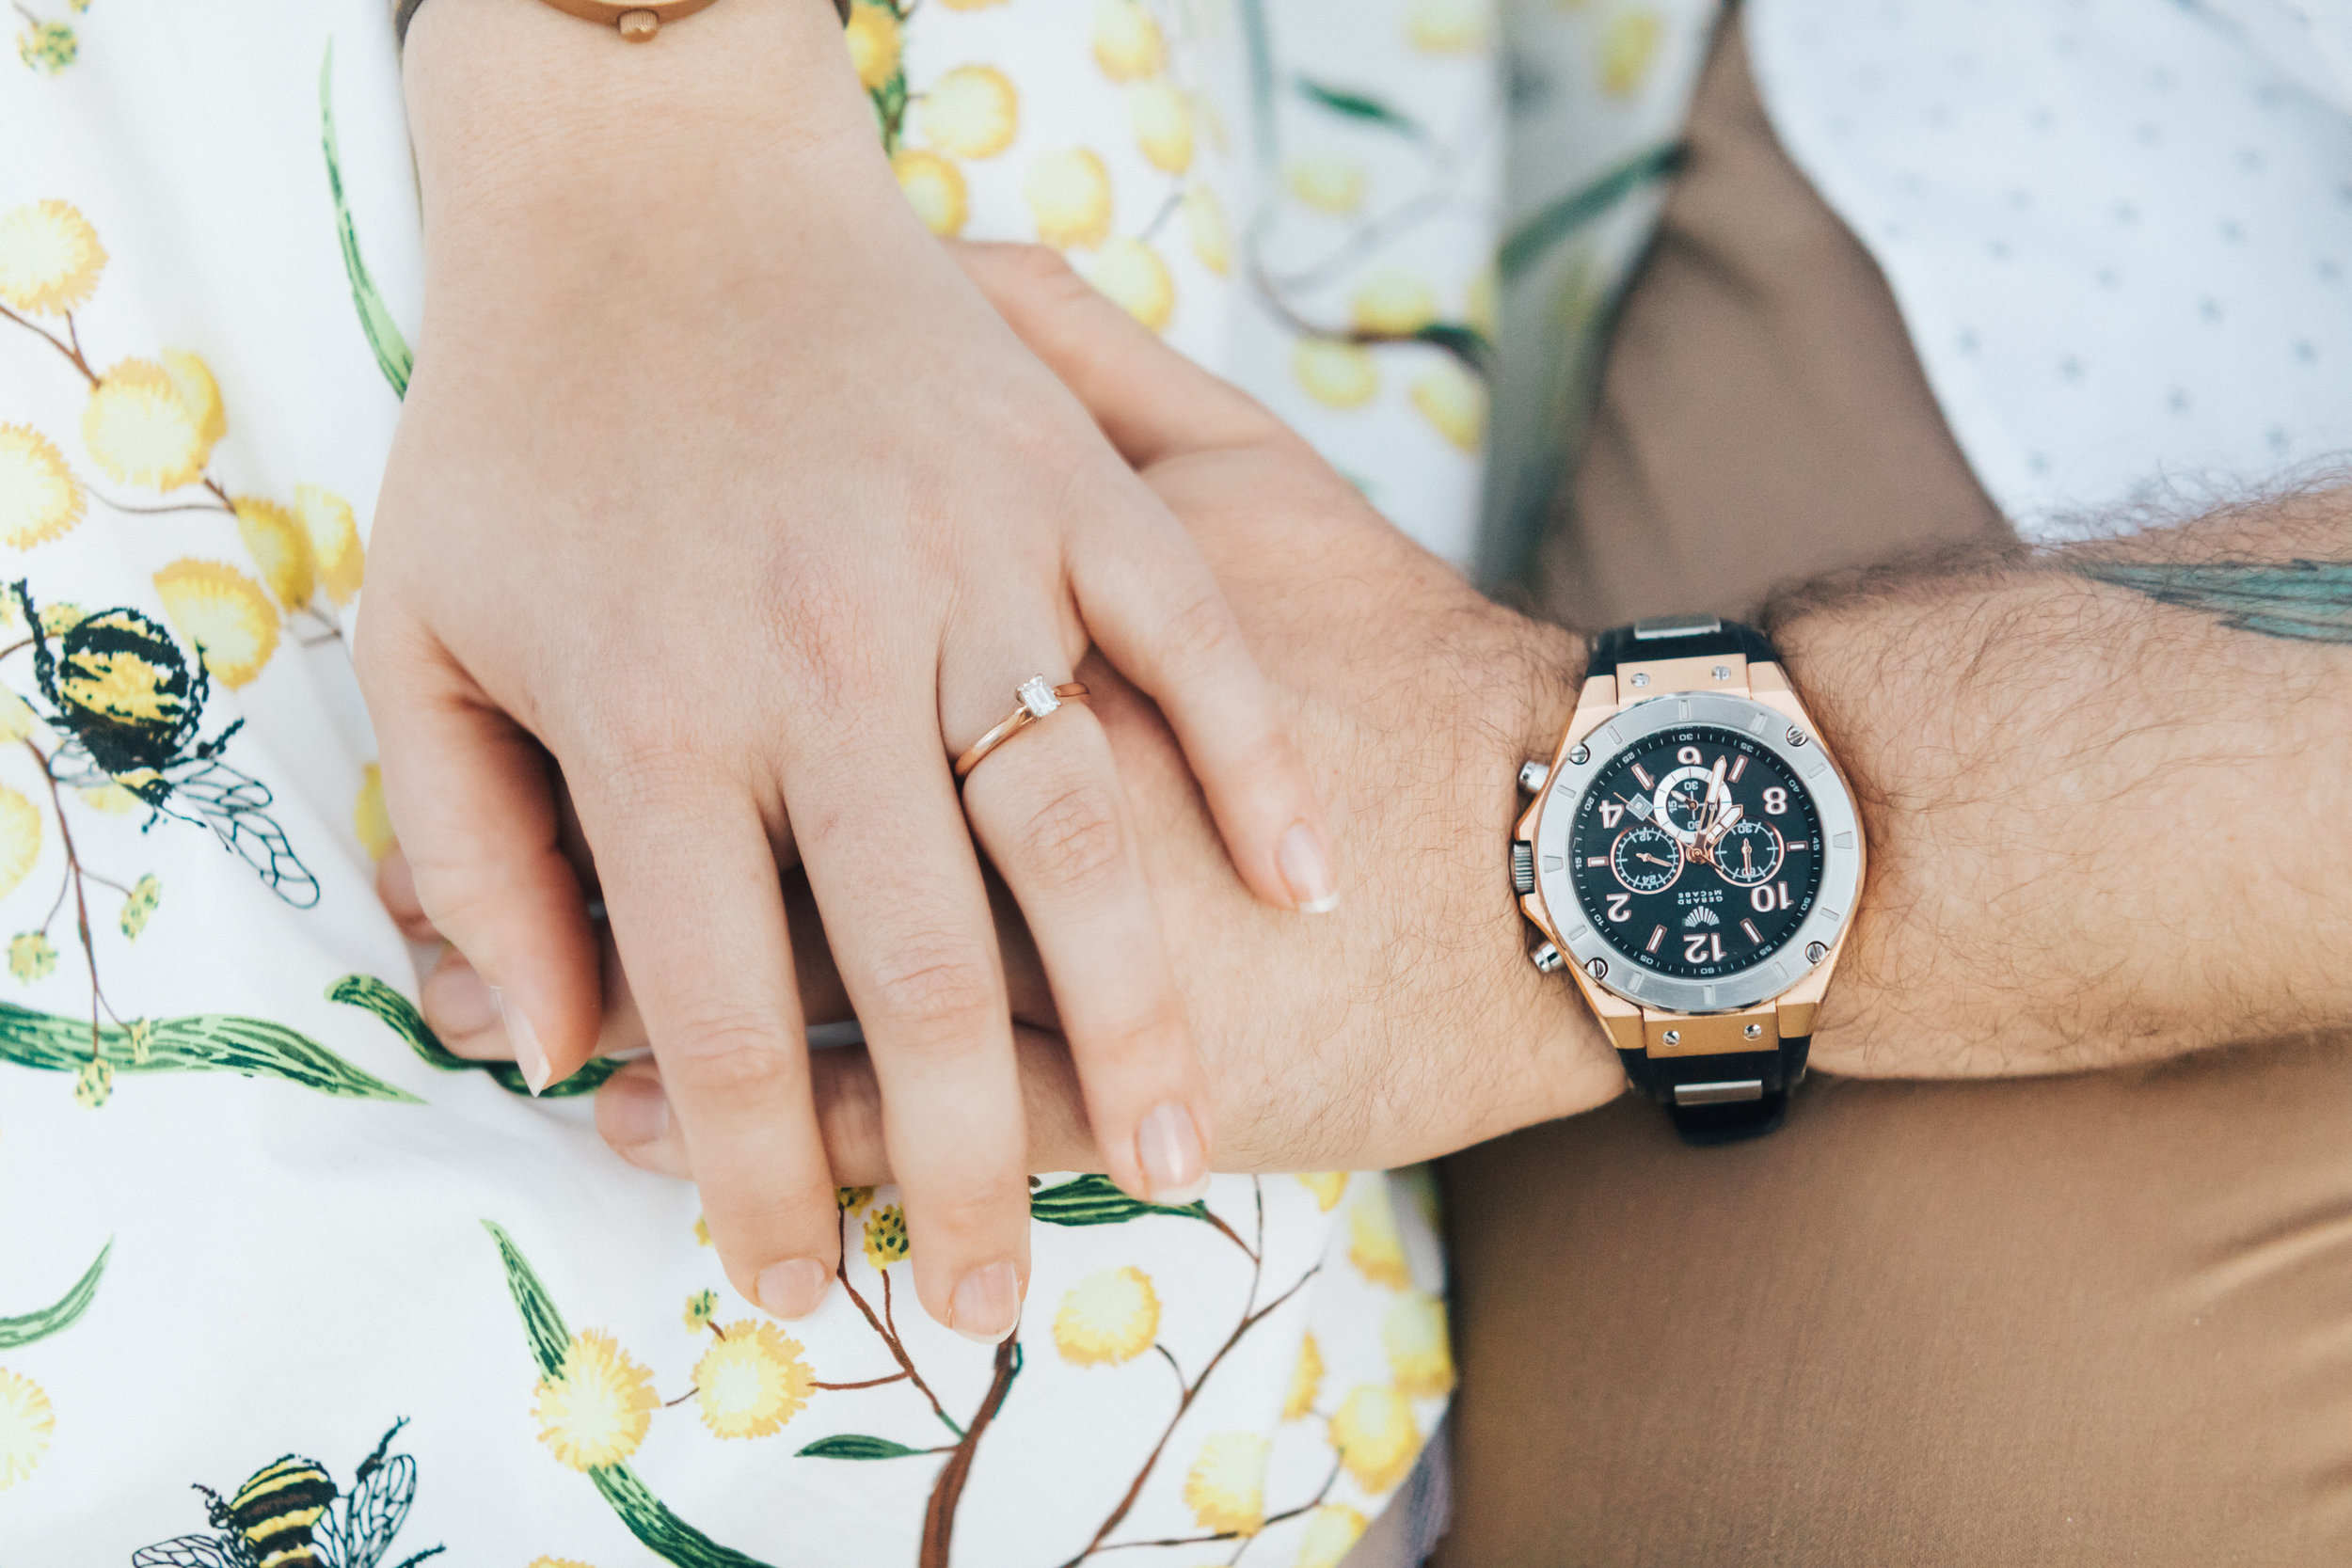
[1587,614,1778,681]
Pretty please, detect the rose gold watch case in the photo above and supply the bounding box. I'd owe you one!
[1513,661,1866,1052]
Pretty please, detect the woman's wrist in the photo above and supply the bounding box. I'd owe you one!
[402,0,883,266]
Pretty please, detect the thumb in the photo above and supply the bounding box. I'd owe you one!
[365,637,602,1093]
[950,241,1288,467]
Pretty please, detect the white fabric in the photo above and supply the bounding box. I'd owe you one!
[1749,0,2352,541]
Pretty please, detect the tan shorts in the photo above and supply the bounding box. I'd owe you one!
[1438,13,2352,1566]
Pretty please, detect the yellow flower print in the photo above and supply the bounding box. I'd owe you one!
[1182,1431,1270,1536]
[1091,0,1167,81]
[1598,8,1663,98]
[17,22,77,73]
[1183,184,1232,276]
[1293,341,1379,410]
[692,1321,815,1439]
[527,1560,598,1568]
[1281,1331,1324,1419]
[0,424,83,548]
[232,498,315,611]
[836,1185,875,1214]
[37,601,81,636]
[1287,156,1365,215]
[353,763,394,861]
[119,873,159,940]
[693,1214,711,1246]
[894,150,970,238]
[294,484,363,606]
[1328,1384,1421,1494]
[8,931,55,982]
[1351,270,1438,336]
[1053,1265,1161,1366]
[1295,1505,1369,1568]
[0,785,41,900]
[1087,239,1175,334]
[1295,1172,1347,1211]
[533,1329,658,1471]
[934,0,1006,8]
[0,200,103,317]
[843,2,901,90]
[73,1053,111,1105]
[919,66,1020,161]
[1383,1291,1454,1397]
[1026,149,1115,250]
[1127,80,1193,174]
[1411,360,1487,452]
[0,689,39,743]
[151,560,278,689]
[683,1290,718,1333]
[76,783,133,814]
[1347,1190,1411,1288]
[82,358,219,492]
[0,1367,53,1490]
[863,1203,910,1268]
[163,350,228,451]
[1407,0,1488,53]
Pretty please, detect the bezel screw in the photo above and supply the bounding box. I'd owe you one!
[1712,665,1732,681]
[1805,941,1828,964]
[1787,725,1810,747]
[1567,744,1590,766]
[1585,957,1608,980]
[1661,1028,1681,1046]
[1743,1022,1764,1039]
[1629,672,1651,688]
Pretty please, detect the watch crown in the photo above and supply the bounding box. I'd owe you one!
[1511,842,1536,895]
[1530,941,1565,974]
[1518,759,1549,793]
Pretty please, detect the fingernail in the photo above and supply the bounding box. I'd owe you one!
[949,1261,1022,1343]
[602,1073,669,1146]
[1136,1101,1208,1204]
[1277,822,1339,914]
[756,1258,832,1321]
[422,952,500,1035]
[494,989,552,1097]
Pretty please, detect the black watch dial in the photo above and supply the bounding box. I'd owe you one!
[1566,724,1824,979]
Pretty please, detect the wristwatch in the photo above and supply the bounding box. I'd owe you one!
[1511,615,1865,1144]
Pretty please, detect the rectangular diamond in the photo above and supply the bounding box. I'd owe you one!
[1017,676,1061,719]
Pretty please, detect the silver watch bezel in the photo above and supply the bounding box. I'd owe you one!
[1531,690,1863,1016]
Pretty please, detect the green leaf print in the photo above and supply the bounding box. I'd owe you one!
[796,1433,932,1461]
[321,42,415,400]
[0,1001,420,1101]
[1497,141,1687,285]
[0,1239,107,1350]
[328,974,617,1099]
[485,1221,782,1568]
[1029,1174,1210,1227]
[1294,76,1427,141]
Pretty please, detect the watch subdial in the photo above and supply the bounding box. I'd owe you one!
[1711,819,1784,887]
[1652,765,1716,844]
[1611,824,1686,894]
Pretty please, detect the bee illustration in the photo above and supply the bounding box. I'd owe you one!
[130,1418,444,1568]
[9,579,318,909]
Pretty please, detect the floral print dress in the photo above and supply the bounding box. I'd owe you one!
[0,1,1709,1562]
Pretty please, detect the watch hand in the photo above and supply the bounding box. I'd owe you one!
[1704,802,1745,845]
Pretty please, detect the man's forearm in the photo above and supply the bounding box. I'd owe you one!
[1775,487,2352,1077]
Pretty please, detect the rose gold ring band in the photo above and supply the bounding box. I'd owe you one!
[954,682,1089,781]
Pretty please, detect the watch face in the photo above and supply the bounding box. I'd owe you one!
[1567,723,1824,980]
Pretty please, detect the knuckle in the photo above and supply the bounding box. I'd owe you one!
[864,938,1003,1042]
[910,1177,1030,1243]
[664,1013,798,1097]
[1005,776,1129,899]
[1152,587,1245,677]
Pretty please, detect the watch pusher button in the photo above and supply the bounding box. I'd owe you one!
[1510,842,1535,895]
[1518,759,1549,793]
[1530,942,1565,974]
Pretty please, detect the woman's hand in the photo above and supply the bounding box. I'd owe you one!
[361,0,1328,1338]
[380,241,1625,1187]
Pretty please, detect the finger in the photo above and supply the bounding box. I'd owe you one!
[788,714,1033,1343]
[950,242,1287,467]
[375,845,440,943]
[364,647,602,1093]
[597,1028,1099,1187]
[576,780,840,1321]
[960,697,1210,1203]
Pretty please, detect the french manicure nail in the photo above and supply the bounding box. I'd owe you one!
[602,1073,670,1146]
[1136,1101,1208,1204]
[1278,822,1339,914]
[422,953,500,1036]
[949,1261,1022,1344]
[756,1258,832,1321]
[494,989,552,1097]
